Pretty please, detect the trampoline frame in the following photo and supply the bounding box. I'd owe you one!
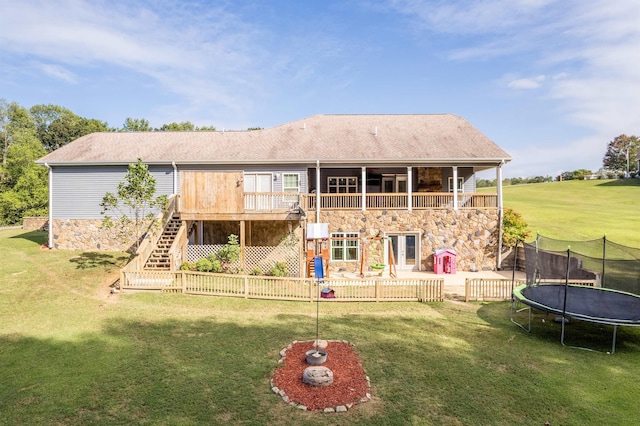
[510,239,640,355]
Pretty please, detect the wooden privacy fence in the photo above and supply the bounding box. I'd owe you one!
[121,270,445,302]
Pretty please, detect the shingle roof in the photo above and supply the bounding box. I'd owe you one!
[37,114,511,166]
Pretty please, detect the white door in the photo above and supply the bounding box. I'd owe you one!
[244,173,272,210]
[387,233,419,271]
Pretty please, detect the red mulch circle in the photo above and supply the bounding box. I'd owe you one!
[272,341,370,411]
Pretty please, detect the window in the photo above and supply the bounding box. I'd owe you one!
[331,232,359,261]
[328,177,358,193]
[447,177,464,192]
[282,173,300,201]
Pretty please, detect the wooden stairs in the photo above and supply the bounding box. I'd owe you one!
[144,215,182,270]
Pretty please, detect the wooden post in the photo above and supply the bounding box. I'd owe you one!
[240,220,246,272]
[464,278,470,302]
[181,271,187,294]
[244,276,249,299]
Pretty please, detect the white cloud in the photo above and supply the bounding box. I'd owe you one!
[508,75,546,89]
[33,63,78,84]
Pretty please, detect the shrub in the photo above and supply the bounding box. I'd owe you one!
[179,261,195,271]
[196,258,213,272]
[502,208,531,247]
[250,268,263,276]
[205,254,222,273]
[269,262,288,277]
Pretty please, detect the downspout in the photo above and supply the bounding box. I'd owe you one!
[316,160,321,222]
[45,162,52,249]
[172,161,177,195]
[172,161,178,211]
[496,160,504,269]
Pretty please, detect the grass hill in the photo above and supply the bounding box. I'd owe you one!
[481,179,640,247]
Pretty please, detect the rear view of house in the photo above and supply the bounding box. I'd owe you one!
[37,114,511,275]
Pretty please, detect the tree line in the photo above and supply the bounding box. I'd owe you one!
[0,100,218,226]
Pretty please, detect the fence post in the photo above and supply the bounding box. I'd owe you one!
[181,271,186,294]
[244,276,249,299]
[375,280,380,302]
[465,279,470,302]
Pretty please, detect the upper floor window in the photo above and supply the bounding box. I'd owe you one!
[447,177,464,192]
[282,173,300,202]
[328,177,358,193]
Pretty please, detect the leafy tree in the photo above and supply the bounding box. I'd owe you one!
[561,169,592,181]
[30,104,110,151]
[502,208,531,248]
[156,121,196,131]
[0,133,48,225]
[122,118,152,132]
[602,134,639,173]
[156,121,216,131]
[1,100,35,172]
[100,159,167,252]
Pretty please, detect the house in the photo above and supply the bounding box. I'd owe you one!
[36,114,511,275]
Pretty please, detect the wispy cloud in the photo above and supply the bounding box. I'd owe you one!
[33,63,78,84]
[387,0,640,176]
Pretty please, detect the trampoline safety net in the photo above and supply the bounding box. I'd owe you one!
[524,235,640,295]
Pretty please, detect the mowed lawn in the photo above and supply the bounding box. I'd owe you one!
[482,179,640,247]
[1,227,640,425]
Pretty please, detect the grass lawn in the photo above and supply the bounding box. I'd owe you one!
[481,179,640,247]
[2,228,640,425]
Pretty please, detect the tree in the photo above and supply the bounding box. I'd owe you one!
[122,118,152,132]
[0,132,48,225]
[156,121,216,131]
[30,104,110,151]
[502,208,530,248]
[1,100,35,172]
[602,134,639,174]
[100,159,167,252]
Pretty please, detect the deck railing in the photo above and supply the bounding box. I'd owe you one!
[121,270,445,302]
[304,192,496,211]
[244,192,301,212]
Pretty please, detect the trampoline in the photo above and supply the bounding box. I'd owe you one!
[511,236,640,354]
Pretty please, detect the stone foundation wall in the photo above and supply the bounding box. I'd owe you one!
[311,209,499,272]
[22,217,49,231]
[51,219,132,251]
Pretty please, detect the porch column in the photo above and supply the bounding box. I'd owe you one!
[316,160,321,221]
[407,166,412,211]
[240,220,246,271]
[452,166,459,211]
[496,162,504,269]
[361,166,367,212]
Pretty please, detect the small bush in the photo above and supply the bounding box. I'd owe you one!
[250,268,263,276]
[205,254,222,273]
[196,258,213,272]
[179,261,195,271]
[269,262,288,277]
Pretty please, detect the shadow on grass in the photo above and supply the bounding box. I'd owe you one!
[596,179,640,187]
[8,230,47,245]
[69,252,130,271]
[477,301,640,354]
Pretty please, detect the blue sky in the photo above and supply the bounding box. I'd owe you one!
[1,0,638,178]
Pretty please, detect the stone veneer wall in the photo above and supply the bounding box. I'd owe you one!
[22,216,49,231]
[311,209,499,272]
[51,219,133,251]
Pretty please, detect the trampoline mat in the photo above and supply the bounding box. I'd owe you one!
[514,284,640,325]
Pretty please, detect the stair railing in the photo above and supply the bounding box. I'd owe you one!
[131,195,178,270]
[167,221,188,270]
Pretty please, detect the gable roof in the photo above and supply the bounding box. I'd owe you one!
[37,114,511,167]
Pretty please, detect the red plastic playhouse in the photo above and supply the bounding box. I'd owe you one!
[433,249,457,274]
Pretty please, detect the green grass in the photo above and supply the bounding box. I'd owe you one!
[2,227,640,425]
[482,179,640,247]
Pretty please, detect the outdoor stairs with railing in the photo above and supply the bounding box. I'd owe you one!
[144,215,182,270]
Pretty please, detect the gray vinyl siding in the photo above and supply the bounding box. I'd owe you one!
[441,167,476,192]
[51,165,175,219]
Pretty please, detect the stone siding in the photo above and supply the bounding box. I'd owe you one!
[311,209,499,272]
[22,217,49,231]
[51,219,132,251]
